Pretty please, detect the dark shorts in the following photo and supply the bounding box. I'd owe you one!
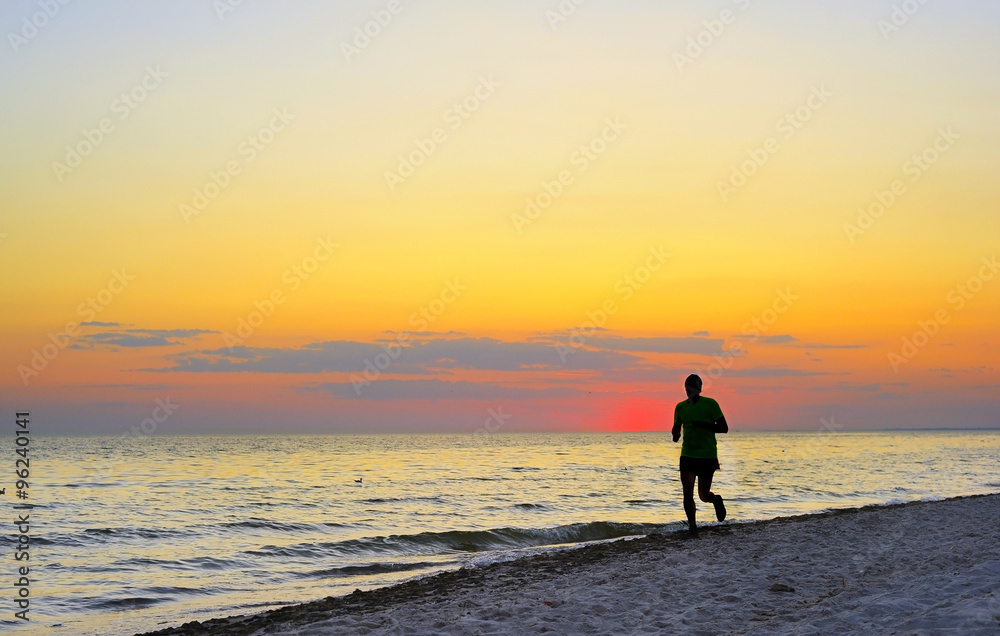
[679,456,720,476]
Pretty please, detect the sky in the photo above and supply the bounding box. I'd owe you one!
[1,0,998,435]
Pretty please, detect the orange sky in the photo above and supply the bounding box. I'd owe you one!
[1,0,998,434]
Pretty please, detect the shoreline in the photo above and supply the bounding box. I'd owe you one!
[137,493,1000,635]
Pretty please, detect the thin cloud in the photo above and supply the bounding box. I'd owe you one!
[304,379,585,401]
[160,340,415,374]
[582,336,724,355]
[77,327,217,348]
[809,382,911,393]
[760,334,798,344]
[732,333,865,349]
[726,367,835,378]
[157,337,652,375]
[799,342,866,350]
[77,383,178,391]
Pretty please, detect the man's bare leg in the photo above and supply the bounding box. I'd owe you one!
[681,470,698,533]
[697,470,716,503]
[697,471,726,521]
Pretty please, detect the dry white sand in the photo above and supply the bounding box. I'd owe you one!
[144,494,1000,635]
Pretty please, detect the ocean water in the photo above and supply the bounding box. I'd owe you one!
[3,431,999,635]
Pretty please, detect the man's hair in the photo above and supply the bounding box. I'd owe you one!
[684,374,703,387]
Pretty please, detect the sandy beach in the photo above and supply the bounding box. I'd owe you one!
[136,493,1000,635]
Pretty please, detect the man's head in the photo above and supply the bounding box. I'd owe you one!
[684,374,703,399]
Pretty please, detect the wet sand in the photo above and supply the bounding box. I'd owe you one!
[138,493,1000,635]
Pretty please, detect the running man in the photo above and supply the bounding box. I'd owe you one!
[672,374,728,534]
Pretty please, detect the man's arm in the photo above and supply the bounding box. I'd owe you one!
[714,415,728,434]
[690,416,728,434]
[671,416,682,442]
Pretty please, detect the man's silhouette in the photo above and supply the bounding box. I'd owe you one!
[672,374,728,534]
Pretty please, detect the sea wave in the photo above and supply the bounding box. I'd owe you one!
[362,496,448,504]
[84,597,163,611]
[30,525,195,546]
[209,519,352,532]
[245,521,667,560]
[295,560,449,580]
[114,556,255,571]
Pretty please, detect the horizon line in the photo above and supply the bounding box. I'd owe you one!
[34,426,1000,438]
